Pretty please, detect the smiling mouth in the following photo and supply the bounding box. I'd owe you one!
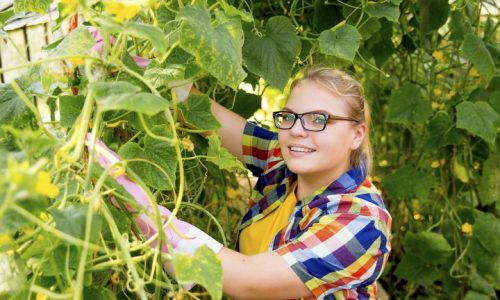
[289,146,315,153]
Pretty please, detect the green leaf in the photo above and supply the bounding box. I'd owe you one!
[49,204,102,243]
[178,5,246,90]
[319,24,362,62]
[425,111,463,149]
[219,89,262,119]
[386,84,433,124]
[365,2,400,22]
[462,34,496,82]
[14,0,51,14]
[474,213,500,254]
[42,245,79,276]
[464,290,491,300]
[404,231,454,264]
[178,94,221,131]
[118,126,177,191]
[122,22,168,55]
[456,101,500,145]
[48,27,96,58]
[59,95,85,127]
[449,11,473,41]
[173,245,223,300]
[0,9,14,25]
[470,268,496,298]
[219,1,253,22]
[90,81,168,116]
[469,238,500,285]
[206,135,245,172]
[243,16,301,90]
[0,82,27,126]
[144,61,185,89]
[83,286,117,300]
[394,253,441,285]
[478,153,500,205]
[416,0,450,35]
[0,253,26,297]
[382,165,434,200]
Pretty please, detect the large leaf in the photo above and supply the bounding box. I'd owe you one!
[48,204,102,243]
[48,27,96,58]
[319,24,362,62]
[365,2,400,22]
[404,231,453,264]
[14,0,51,14]
[469,238,500,285]
[416,0,450,35]
[243,16,301,90]
[456,101,499,145]
[178,5,246,90]
[206,135,245,172]
[386,84,433,124]
[122,22,168,55]
[462,34,496,82]
[425,111,463,150]
[118,126,177,191]
[474,213,500,254]
[144,61,185,89]
[0,82,27,126]
[449,11,473,42]
[382,165,434,201]
[90,81,168,116]
[478,153,500,206]
[394,253,441,286]
[173,245,223,300]
[0,253,26,297]
[59,95,85,127]
[178,94,221,131]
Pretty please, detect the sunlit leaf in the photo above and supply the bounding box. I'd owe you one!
[48,27,95,58]
[178,94,221,131]
[206,135,245,172]
[144,61,185,89]
[0,253,26,297]
[14,0,51,14]
[386,84,433,124]
[319,24,361,62]
[118,126,177,191]
[173,245,223,300]
[462,34,496,82]
[178,5,246,90]
[365,2,400,22]
[243,16,301,90]
[456,101,500,145]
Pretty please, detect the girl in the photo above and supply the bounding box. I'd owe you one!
[91,66,392,299]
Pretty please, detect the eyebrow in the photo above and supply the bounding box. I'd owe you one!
[282,107,333,115]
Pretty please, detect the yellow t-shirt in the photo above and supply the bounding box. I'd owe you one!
[239,183,298,255]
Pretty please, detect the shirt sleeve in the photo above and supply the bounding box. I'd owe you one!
[242,121,281,177]
[276,212,390,298]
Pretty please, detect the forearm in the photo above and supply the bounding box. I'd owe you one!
[218,248,311,300]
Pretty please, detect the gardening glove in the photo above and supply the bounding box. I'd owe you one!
[85,135,223,258]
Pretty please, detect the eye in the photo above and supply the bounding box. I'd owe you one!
[311,114,327,124]
[282,113,295,121]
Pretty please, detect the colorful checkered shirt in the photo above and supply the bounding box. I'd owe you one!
[240,122,392,300]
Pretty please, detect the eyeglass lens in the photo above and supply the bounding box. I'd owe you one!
[274,112,327,131]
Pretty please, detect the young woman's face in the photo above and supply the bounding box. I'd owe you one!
[278,80,365,183]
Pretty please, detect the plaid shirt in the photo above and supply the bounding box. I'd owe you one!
[240,122,392,300]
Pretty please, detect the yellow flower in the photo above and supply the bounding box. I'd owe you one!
[461,222,473,235]
[36,293,47,300]
[69,56,85,66]
[60,0,79,15]
[433,88,442,97]
[181,137,194,152]
[110,272,121,284]
[378,160,388,167]
[413,213,423,221]
[226,188,238,199]
[469,68,480,77]
[432,50,445,62]
[104,0,141,23]
[0,234,13,246]
[35,171,60,198]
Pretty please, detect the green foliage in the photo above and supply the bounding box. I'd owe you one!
[0,0,498,299]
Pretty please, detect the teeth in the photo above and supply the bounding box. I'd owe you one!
[290,146,314,153]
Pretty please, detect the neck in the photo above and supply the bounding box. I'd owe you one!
[295,166,349,200]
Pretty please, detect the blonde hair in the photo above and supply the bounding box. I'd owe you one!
[289,66,372,174]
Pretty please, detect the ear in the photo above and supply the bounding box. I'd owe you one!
[351,123,366,150]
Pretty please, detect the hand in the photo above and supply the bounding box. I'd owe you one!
[168,79,193,103]
[85,135,222,257]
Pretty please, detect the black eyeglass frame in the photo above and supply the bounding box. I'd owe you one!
[272,111,360,132]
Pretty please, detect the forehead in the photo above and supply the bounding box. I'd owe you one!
[285,80,349,114]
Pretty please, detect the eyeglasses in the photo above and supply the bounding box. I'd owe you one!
[272,111,359,132]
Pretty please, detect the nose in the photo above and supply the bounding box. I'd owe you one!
[289,117,308,137]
